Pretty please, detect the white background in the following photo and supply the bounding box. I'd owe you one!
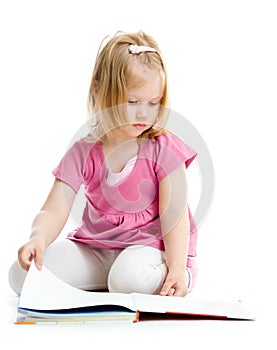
[1,0,276,348]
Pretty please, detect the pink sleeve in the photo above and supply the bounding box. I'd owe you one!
[155,133,197,182]
[52,140,93,192]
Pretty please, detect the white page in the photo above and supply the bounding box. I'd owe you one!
[132,293,253,319]
[19,263,135,311]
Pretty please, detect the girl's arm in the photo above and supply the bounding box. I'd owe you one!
[18,179,76,271]
[159,165,190,297]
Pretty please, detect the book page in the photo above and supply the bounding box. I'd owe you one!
[19,263,135,311]
[132,293,253,319]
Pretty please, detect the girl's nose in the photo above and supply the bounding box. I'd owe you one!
[136,103,148,120]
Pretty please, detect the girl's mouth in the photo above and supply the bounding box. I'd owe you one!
[133,123,147,129]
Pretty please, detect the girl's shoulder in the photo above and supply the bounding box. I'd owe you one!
[152,132,197,168]
[67,137,100,155]
[60,137,101,169]
[155,132,195,154]
[155,131,184,145]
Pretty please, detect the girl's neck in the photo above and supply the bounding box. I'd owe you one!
[103,131,138,148]
[102,136,139,173]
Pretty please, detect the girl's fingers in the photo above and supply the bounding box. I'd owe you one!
[160,279,187,297]
[18,251,32,271]
[18,247,36,271]
[173,286,187,297]
[34,247,44,270]
[160,280,173,296]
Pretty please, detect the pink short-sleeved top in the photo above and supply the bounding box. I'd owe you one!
[52,133,198,257]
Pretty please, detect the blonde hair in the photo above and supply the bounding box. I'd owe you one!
[87,31,169,141]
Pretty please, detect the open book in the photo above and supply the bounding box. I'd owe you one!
[16,263,254,324]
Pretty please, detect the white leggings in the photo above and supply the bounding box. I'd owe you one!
[9,240,192,295]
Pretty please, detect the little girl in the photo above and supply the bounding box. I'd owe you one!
[9,31,198,297]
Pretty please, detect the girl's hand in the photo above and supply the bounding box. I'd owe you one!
[18,237,45,271]
[160,267,188,297]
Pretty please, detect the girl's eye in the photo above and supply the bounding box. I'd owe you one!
[128,101,159,107]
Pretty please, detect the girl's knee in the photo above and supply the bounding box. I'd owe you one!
[108,245,167,294]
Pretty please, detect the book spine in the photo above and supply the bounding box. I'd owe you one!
[133,310,140,323]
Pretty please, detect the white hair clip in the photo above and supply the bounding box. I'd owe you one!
[128,44,157,54]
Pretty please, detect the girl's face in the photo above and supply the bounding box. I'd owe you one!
[109,66,164,141]
[127,71,163,128]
